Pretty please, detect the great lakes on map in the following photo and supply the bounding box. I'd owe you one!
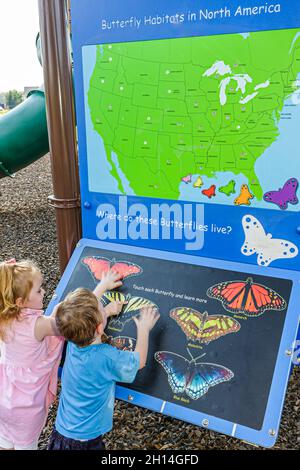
[85,29,300,207]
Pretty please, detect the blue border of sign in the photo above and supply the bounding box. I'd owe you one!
[70,0,300,272]
[46,238,300,448]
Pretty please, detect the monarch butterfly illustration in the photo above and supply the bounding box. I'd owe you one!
[206,277,286,317]
[82,256,142,281]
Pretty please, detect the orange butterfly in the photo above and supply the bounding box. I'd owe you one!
[202,184,216,199]
[234,184,254,206]
[206,277,286,317]
[82,257,142,281]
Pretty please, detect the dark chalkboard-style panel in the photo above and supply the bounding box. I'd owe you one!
[46,239,300,447]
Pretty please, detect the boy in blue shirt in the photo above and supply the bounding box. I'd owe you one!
[48,278,160,450]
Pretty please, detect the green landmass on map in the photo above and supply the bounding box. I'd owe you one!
[88,29,300,200]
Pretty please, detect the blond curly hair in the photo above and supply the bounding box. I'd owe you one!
[0,259,41,340]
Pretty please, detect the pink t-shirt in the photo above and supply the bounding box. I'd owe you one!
[0,308,64,447]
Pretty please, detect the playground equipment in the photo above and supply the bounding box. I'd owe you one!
[0,89,48,177]
[0,32,48,178]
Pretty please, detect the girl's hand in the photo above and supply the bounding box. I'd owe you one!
[104,300,127,317]
[101,269,123,291]
[93,269,123,299]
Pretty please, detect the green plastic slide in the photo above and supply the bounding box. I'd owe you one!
[0,88,49,178]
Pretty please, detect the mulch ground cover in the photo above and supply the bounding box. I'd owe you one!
[0,155,299,450]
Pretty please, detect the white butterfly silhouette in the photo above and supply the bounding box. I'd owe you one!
[241,215,298,267]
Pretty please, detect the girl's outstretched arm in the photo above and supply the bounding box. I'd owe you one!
[34,304,61,341]
[93,269,123,299]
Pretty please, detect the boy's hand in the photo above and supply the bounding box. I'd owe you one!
[104,300,127,317]
[101,269,123,291]
[133,306,160,332]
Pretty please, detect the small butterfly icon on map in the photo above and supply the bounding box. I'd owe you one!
[241,215,298,266]
[263,178,299,210]
[193,176,203,188]
[234,184,254,206]
[202,184,216,198]
[181,174,192,184]
[218,180,236,197]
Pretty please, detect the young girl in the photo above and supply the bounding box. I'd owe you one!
[0,258,123,450]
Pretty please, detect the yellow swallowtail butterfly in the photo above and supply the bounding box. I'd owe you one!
[101,291,158,331]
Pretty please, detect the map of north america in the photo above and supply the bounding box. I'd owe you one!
[87,29,300,204]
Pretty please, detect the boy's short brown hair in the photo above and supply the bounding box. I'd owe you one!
[56,288,102,347]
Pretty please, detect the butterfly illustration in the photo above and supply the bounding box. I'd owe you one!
[170,307,240,344]
[207,277,287,317]
[181,174,192,184]
[155,350,234,400]
[82,257,142,281]
[101,291,158,330]
[241,214,298,266]
[234,184,254,206]
[202,184,216,198]
[193,176,204,188]
[218,180,236,197]
[263,178,299,210]
[108,336,136,351]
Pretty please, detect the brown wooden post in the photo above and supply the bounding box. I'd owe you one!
[38,0,82,273]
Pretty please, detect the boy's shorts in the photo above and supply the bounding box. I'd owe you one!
[0,435,38,450]
[47,429,105,451]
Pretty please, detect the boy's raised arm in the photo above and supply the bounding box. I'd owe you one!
[133,307,160,369]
